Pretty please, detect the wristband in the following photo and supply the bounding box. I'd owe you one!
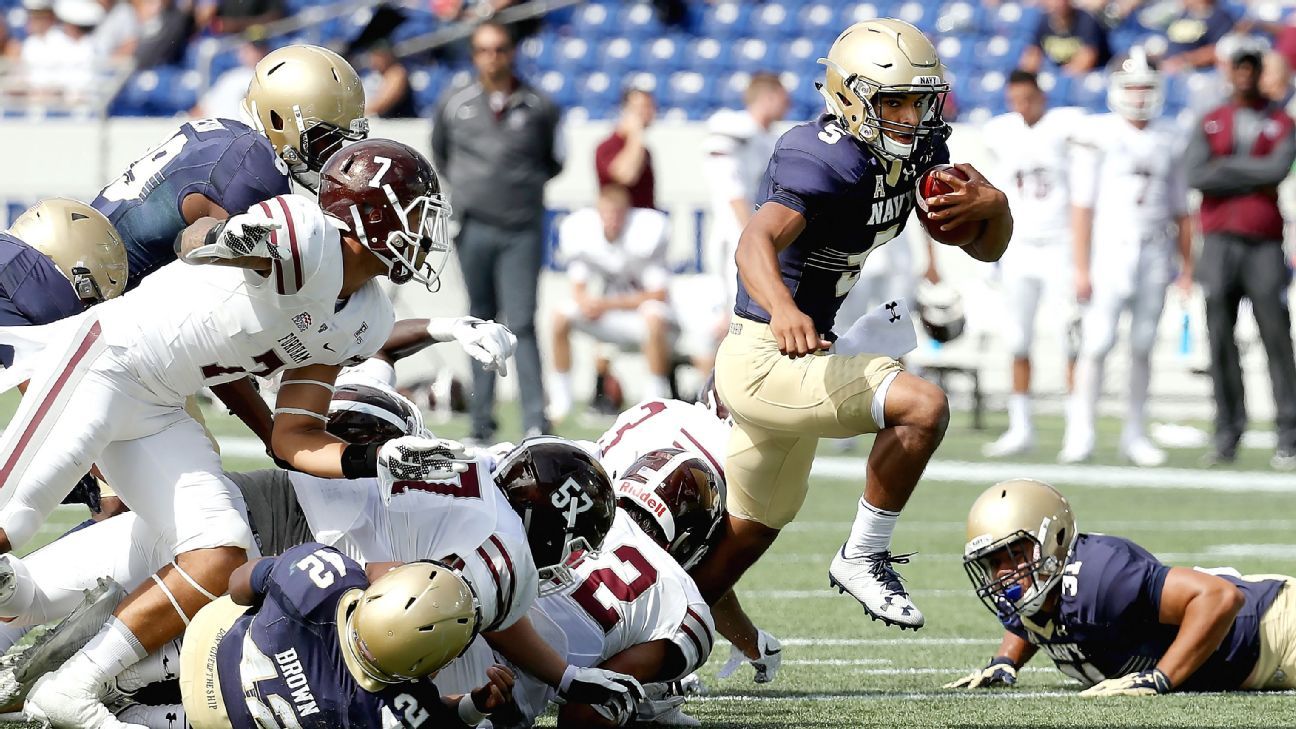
[988,656,1015,667]
[340,443,379,479]
[457,695,486,726]
[558,664,578,693]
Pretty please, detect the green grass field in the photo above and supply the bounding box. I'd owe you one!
[8,395,1296,727]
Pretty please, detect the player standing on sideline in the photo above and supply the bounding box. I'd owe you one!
[0,140,502,728]
[981,70,1085,458]
[695,19,1013,631]
[1060,51,1193,467]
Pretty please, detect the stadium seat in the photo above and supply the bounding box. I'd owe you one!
[596,37,636,77]
[537,70,576,107]
[975,35,1022,72]
[730,38,773,73]
[553,37,594,74]
[717,71,752,108]
[751,2,797,41]
[577,71,619,109]
[663,71,713,109]
[781,37,822,78]
[1069,71,1108,110]
[571,2,614,37]
[639,35,685,73]
[798,3,837,39]
[682,37,726,73]
[836,3,880,27]
[615,2,666,40]
[699,1,751,40]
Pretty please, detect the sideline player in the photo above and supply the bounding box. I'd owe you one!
[949,478,1296,695]
[980,70,1085,458]
[698,19,1013,630]
[1060,51,1193,467]
[0,140,470,728]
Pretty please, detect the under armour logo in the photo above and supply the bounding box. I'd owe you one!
[886,301,901,323]
[551,478,594,528]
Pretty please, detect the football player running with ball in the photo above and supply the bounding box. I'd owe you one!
[950,479,1296,696]
[695,19,1013,630]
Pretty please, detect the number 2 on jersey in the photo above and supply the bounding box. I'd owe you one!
[296,548,349,589]
[571,545,659,632]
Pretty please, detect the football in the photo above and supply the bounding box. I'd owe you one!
[915,164,981,247]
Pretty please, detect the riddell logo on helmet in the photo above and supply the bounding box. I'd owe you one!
[617,483,667,518]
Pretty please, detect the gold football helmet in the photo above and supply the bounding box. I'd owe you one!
[818,18,949,160]
[337,561,480,692]
[962,479,1077,619]
[242,44,369,190]
[8,198,127,303]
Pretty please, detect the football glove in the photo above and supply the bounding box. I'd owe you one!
[377,436,473,502]
[636,682,700,726]
[1079,669,1171,697]
[427,317,518,376]
[944,657,1018,689]
[717,629,782,684]
[187,215,282,263]
[556,665,645,723]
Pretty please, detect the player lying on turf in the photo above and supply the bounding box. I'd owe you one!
[698,18,1013,633]
[947,479,1296,695]
[596,380,782,685]
[0,140,516,728]
[436,448,723,728]
[179,544,507,728]
[0,387,644,725]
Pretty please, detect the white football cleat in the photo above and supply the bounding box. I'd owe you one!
[1057,440,1093,464]
[1120,437,1166,467]
[828,547,924,630]
[982,430,1035,458]
[24,654,144,729]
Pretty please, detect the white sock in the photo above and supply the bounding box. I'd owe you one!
[118,703,185,729]
[117,639,181,692]
[1125,352,1151,442]
[79,617,147,684]
[1065,357,1102,450]
[550,372,572,409]
[644,374,670,400]
[845,497,900,559]
[1007,393,1032,435]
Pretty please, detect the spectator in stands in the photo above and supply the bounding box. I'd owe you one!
[191,39,264,118]
[549,183,674,421]
[92,0,137,58]
[702,72,788,338]
[432,20,562,441]
[1020,0,1111,75]
[1186,49,1296,470]
[1161,0,1237,72]
[8,0,65,93]
[595,85,656,210]
[363,41,417,118]
[194,0,281,35]
[132,0,191,69]
[1261,50,1296,116]
[52,0,101,96]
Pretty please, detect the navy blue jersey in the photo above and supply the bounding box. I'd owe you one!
[734,115,949,334]
[1003,533,1284,691]
[216,543,456,728]
[0,233,83,367]
[92,118,289,290]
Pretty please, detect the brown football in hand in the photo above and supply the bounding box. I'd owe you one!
[916,164,980,247]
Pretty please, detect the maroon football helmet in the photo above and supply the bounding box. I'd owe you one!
[318,139,451,288]
[495,437,617,595]
[326,382,426,445]
[615,448,724,571]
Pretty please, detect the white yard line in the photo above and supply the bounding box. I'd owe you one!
[691,691,1079,702]
[785,519,1296,533]
[716,637,1000,647]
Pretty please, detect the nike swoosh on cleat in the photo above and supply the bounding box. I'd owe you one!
[763,648,781,657]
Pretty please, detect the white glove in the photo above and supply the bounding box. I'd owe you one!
[717,629,782,684]
[943,657,1018,688]
[187,214,282,262]
[556,665,645,723]
[636,682,699,726]
[427,317,517,376]
[1079,669,1171,697]
[377,436,473,502]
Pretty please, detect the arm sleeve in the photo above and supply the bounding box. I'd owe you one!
[1183,122,1218,190]
[762,148,846,218]
[248,556,278,605]
[255,193,335,296]
[1195,127,1296,191]
[666,605,716,681]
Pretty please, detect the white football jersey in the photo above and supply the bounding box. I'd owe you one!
[287,456,536,632]
[97,194,394,402]
[558,207,671,296]
[703,109,780,248]
[597,399,730,483]
[1072,114,1189,274]
[982,107,1085,245]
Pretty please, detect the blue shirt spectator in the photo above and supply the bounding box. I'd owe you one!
[1163,0,1236,72]
[1021,0,1112,75]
